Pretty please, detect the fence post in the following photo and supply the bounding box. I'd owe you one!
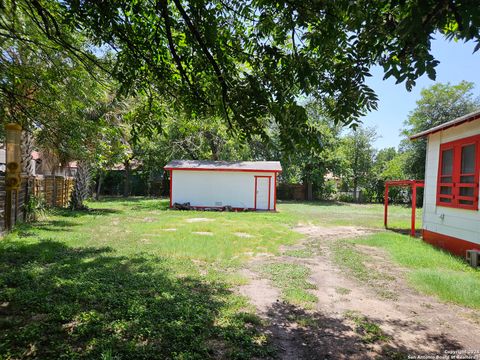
[4,123,22,231]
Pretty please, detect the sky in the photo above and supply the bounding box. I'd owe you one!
[361,36,480,150]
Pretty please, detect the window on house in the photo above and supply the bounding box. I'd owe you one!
[437,135,480,210]
[438,148,453,204]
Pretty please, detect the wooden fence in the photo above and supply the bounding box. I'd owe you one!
[0,175,34,230]
[0,174,74,231]
[33,176,75,208]
[276,183,306,200]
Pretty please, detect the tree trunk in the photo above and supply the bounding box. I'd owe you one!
[123,160,130,197]
[21,131,34,176]
[147,172,152,197]
[205,131,220,160]
[353,138,359,202]
[353,177,358,203]
[70,161,91,210]
[95,172,103,200]
[51,165,57,207]
[306,182,313,201]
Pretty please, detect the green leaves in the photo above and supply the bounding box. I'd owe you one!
[399,81,480,181]
[3,0,480,149]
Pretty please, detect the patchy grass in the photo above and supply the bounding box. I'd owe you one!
[71,199,301,264]
[0,198,289,359]
[352,232,480,310]
[344,310,390,344]
[335,287,351,295]
[283,248,314,258]
[330,240,397,300]
[259,263,317,309]
[0,197,432,358]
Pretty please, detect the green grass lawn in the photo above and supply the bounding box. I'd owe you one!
[350,233,480,309]
[0,197,469,359]
[277,200,420,230]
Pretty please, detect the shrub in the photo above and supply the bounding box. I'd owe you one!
[24,194,47,222]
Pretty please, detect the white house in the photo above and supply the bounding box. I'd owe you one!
[164,160,282,211]
[410,110,480,257]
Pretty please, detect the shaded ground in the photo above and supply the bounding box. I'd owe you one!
[238,225,480,359]
[0,199,473,359]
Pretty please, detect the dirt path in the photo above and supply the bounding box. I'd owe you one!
[238,225,480,359]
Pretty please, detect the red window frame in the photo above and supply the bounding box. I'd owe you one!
[437,134,480,210]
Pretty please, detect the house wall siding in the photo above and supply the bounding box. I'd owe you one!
[423,121,480,245]
[171,170,276,209]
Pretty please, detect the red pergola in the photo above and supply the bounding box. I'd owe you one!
[384,180,425,237]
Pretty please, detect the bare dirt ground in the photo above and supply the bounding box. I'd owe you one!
[238,225,480,359]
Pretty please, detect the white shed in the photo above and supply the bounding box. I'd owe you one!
[164,160,282,211]
[410,110,480,257]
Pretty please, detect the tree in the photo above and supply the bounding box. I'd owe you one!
[361,147,397,202]
[0,1,115,208]
[70,161,91,210]
[4,0,480,149]
[108,97,254,198]
[400,81,480,180]
[273,102,343,200]
[338,126,377,202]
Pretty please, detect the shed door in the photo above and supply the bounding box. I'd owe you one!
[255,177,270,210]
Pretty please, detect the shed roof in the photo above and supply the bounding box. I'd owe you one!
[164,160,282,172]
[409,109,480,140]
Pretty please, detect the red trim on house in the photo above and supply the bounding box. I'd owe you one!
[273,173,277,211]
[422,229,480,258]
[169,170,173,208]
[254,175,272,210]
[164,167,281,173]
[436,134,480,211]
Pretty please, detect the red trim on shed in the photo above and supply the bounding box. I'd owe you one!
[422,229,480,257]
[274,173,277,211]
[185,205,255,211]
[169,170,173,208]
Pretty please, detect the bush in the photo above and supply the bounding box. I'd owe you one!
[316,179,337,200]
[24,194,47,222]
[337,193,355,202]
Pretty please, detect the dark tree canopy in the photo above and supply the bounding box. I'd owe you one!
[2,0,480,148]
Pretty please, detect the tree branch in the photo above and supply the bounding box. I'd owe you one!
[171,0,233,128]
[157,0,198,98]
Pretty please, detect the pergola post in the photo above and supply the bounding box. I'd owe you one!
[384,180,424,237]
[411,183,417,237]
[384,183,389,228]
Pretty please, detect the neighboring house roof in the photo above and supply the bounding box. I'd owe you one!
[111,159,142,171]
[164,160,282,172]
[324,172,339,181]
[31,151,41,160]
[409,109,480,140]
[31,151,77,168]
